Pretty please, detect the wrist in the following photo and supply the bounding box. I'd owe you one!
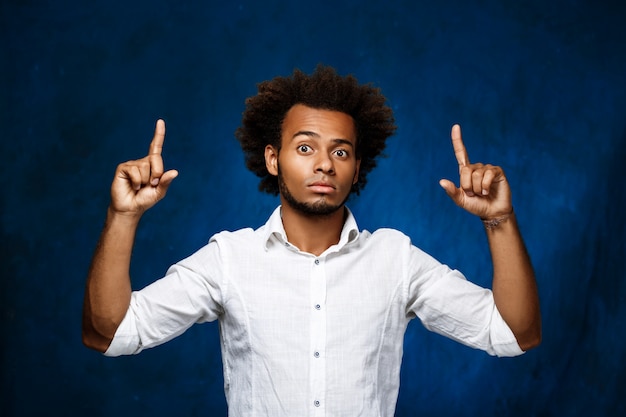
[106,207,143,227]
[481,210,514,231]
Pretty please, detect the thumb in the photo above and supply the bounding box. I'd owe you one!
[439,179,462,204]
[156,169,179,194]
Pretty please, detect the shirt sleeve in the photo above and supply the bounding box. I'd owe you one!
[105,241,225,357]
[406,245,524,358]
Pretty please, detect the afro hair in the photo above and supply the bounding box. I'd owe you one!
[235,64,396,195]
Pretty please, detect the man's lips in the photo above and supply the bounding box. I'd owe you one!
[308,181,336,193]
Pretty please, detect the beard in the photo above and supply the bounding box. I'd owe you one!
[277,166,350,217]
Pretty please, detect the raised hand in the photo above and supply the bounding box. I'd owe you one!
[110,119,178,216]
[439,124,512,220]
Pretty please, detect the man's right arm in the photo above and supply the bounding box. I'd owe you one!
[82,119,178,352]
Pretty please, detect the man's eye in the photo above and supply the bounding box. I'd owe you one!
[298,145,310,153]
[335,149,347,158]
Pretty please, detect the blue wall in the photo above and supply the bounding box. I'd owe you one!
[2,0,625,415]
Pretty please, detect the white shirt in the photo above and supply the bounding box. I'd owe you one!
[106,206,523,416]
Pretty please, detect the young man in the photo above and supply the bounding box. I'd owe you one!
[83,65,541,416]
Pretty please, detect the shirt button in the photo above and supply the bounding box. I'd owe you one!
[314,400,320,407]
[314,351,320,358]
[315,304,321,310]
[314,259,320,265]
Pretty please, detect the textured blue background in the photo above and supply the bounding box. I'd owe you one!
[2,0,625,415]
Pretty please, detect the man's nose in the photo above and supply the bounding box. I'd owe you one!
[315,152,334,174]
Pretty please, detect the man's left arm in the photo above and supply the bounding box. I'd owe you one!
[439,124,541,351]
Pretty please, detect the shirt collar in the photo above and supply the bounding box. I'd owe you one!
[263,206,360,252]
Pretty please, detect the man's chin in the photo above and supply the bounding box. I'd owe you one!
[285,198,344,217]
[277,173,350,217]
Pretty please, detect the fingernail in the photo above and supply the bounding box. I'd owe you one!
[482,189,488,195]
[151,178,160,186]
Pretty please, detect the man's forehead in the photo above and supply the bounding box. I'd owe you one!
[282,104,356,138]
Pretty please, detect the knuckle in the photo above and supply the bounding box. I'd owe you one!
[118,161,133,171]
[137,160,150,170]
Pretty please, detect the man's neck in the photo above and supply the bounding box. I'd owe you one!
[280,203,346,256]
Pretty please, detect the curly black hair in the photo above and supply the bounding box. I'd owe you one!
[235,64,397,195]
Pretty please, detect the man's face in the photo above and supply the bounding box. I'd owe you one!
[265,104,361,216]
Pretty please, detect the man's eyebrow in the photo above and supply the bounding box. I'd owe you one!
[332,138,355,148]
[291,130,319,139]
[291,131,355,147]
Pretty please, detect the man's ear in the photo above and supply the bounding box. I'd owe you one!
[265,145,279,176]
[353,159,361,184]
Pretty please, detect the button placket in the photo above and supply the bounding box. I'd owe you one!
[310,256,326,415]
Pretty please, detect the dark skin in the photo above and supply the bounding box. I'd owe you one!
[82,111,540,353]
[440,124,541,349]
[82,120,177,352]
[263,104,361,256]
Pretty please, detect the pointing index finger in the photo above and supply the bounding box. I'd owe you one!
[149,119,166,155]
[148,119,166,185]
[451,124,470,168]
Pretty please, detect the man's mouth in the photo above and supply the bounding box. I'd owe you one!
[308,181,336,193]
